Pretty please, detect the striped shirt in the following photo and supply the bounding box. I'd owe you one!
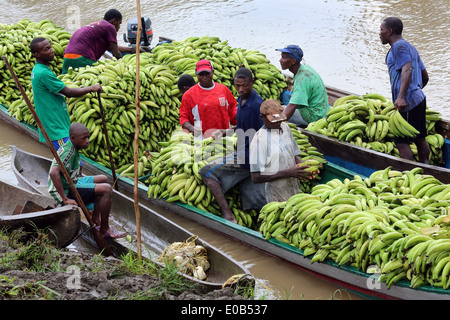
[48,140,81,203]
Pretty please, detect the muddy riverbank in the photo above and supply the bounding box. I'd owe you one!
[0,233,249,301]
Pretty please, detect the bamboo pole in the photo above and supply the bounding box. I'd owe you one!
[2,55,113,256]
[97,91,119,191]
[134,0,143,259]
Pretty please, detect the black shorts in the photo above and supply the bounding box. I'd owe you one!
[394,98,427,144]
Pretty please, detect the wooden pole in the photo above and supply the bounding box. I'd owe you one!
[2,55,113,256]
[97,91,119,191]
[134,0,143,259]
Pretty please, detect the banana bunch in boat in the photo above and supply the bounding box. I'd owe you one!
[61,56,182,169]
[0,19,71,122]
[305,93,445,166]
[287,123,326,193]
[145,129,258,229]
[149,35,287,101]
[258,166,450,290]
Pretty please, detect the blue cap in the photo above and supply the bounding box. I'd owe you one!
[276,45,303,62]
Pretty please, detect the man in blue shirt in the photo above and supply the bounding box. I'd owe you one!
[200,67,266,223]
[380,17,430,163]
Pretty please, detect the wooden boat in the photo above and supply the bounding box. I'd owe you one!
[0,178,80,248]
[11,146,450,300]
[10,146,255,293]
[301,86,450,183]
[302,128,450,184]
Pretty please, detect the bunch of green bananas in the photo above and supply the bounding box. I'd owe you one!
[0,19,70,120]
[258,166,450,290]
[143,124,326,229]
[58,56,181,168]
[144,129,258,228]
[306,93,445,166]
[149,36,287,101]
[287,122,327,192]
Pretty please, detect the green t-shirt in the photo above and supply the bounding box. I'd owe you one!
[48,140,81,203]
[289,64,329,123]
[31,63,70,142]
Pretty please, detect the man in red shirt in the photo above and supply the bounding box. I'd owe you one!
[179,60,237,139]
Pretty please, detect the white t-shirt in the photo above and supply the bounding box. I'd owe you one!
[250,122,302,202]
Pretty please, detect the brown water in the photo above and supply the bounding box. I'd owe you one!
[1,0,448,300]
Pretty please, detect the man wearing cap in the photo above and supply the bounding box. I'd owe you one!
[179,59,237,139]
[250,99,313,202]
[276,45,329,127]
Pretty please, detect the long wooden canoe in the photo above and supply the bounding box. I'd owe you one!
[0,178,80,248]
[302,129,450,184]
[307,86,450,182]
[10,146,254,293]
[11,146,450,300]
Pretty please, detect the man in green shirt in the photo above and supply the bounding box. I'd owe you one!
[49,122,126,239]
[276,45,329,127]
[30,37,102,150]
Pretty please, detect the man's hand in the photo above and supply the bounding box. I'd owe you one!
[193,126,203,138]
[394,96,408,111]
[286,164,314,181]
[63,197,78,206]
[90,84,102,93]
[211,129,226,140]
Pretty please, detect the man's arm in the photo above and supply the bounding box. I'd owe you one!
[181,121,203,137]
[108,41,123,59]
[59,84,102,98]
[395,62,413,110]
[284,103,298,120]
[251,160,312,184]
[421,68,429,88]
[49,166,77,206]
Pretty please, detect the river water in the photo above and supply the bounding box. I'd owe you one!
[1,0,448,300]
[3,0,449,117]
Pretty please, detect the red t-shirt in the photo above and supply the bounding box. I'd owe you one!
[64,20,117,61]
[179,83,237,138]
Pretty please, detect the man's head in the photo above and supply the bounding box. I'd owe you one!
[234,67,254,100]
[276,45,303,70]
[177,74,196,94]
[69,123,90,150]
[260,99,287,128]
[195,59,214,88]
[30,37,54,63]
[104,9,122,31]
[380,17,403,45]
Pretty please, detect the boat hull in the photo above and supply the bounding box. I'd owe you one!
[0,179,80,248]
[301,129,450,184]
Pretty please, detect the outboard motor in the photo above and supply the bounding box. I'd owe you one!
[123,17,153,48]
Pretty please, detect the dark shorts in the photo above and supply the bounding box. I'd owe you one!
[394,98,427,144]
[199,153,267,211]
[67,176,95,210]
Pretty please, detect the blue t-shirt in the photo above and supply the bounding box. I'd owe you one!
[235,89,264,168]
[386,39,426,112]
